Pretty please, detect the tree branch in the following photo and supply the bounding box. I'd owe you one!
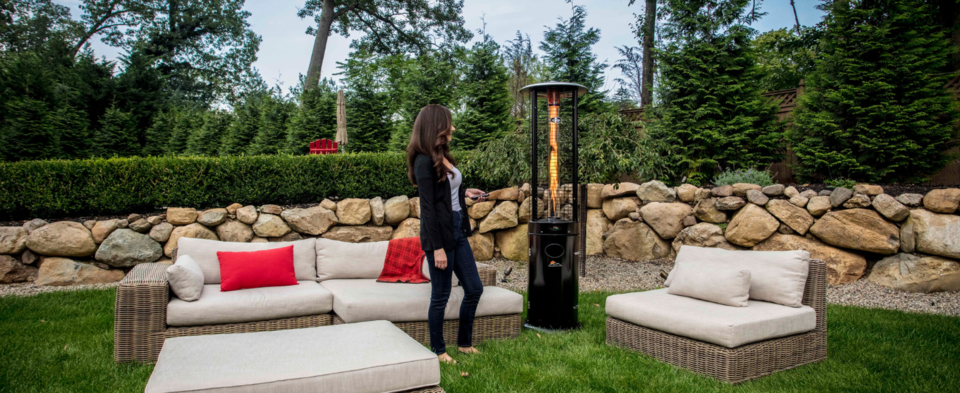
[353,4,426,53]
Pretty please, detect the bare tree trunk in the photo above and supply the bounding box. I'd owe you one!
[305,0,335,90]
[790,0,801,35]
[640,0,656,107]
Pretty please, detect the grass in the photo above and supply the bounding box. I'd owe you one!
[1,289,959,392]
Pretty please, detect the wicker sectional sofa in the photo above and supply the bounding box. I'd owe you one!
[115,237,522,364]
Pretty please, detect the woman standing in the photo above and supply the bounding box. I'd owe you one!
[406,104,487,364]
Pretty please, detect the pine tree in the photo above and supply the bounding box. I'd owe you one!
[283,78,336,155]
[163,106,203,155]
[388,48,462,151]
[788,0,959,183]
[186,110,233,156]
[336,49,393,152]
[221,90,267,156]
[92,105,139,157]
[455,33,512,151]
[539,4,610,115]
[647,0,782,185]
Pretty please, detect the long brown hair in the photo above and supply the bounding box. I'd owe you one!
[406,104,456,185]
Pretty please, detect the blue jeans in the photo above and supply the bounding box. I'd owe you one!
[424,210,484,355]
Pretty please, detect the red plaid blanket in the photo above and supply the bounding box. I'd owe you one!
[377,237,429,283]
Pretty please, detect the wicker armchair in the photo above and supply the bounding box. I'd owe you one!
[114,262,511,363]
[606,259,827,384]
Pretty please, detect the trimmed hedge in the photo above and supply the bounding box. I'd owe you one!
[0,152,493,220]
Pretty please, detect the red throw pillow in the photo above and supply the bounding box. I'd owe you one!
[217,246,298,292]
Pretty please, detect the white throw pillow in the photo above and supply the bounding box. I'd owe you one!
[666,246,810,308]
[316,238,390,281]
[167,255,204,301]
[667,264,751,307]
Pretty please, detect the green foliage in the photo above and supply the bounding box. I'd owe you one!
[712,168,776,187]
[92,105,138,157]
[539,4,610,115]
[388,49,462,151]
[751,28,817,91]
[824,178,857,190]
[186,110,234,156]
[455,33,512,150]
[788,0,960,183]
[157,106,204,155]
[460,125,530,189]
[648,0,783,185]
[284,78,337,155]
[337,49,393,152]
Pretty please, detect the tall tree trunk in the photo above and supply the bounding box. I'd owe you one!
[640,0,656,107]
[790,0,801,35]
[305,0,335,90]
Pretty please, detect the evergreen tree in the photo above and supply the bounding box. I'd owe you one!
[788,0,959,183]
[388,48,462,151]
[647,0,782,184]
[186,110,233,156]
[455,33,512,151]
[338,50,393,152]
[163,106,203,155]
[751,28,818,91]
[92,105,139,157]
[283,78,336,154]
[222,89,268,156]
[539,4,609,115]
[113,49,167,150]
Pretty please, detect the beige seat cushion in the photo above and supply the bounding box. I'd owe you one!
[177,237,318,284]
[321,279,522,323]
[145,321,440,393]
[317,238,459,285]
[606,289,816,348]
[167,281,333,326]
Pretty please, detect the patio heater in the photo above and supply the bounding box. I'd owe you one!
[519,81,586,332]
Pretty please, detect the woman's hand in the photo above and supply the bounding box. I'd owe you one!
[434,249,448,270]
[466,188,487,202]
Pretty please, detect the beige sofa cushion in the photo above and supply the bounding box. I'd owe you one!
[167,281,333,326]
[320,279,522,323]
[166,255,204,302]
[145,321,440,393]
[666,246,810,307]
[668,265,751,307]
[606,289,816,348]
[317,238,458,285]
[177,237,317,284]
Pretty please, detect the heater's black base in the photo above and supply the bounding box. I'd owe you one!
[526,219,580,331]
[523,322,581,334]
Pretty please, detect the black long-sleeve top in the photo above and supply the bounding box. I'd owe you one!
[414,153,470,253]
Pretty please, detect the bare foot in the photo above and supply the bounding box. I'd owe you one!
[438,353,457,364]
[458,346,480,354]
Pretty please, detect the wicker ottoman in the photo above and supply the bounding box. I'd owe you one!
[145,320,444,393]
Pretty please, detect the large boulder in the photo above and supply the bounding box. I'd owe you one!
[809,209,899,254]
[166,207,198,225]
[91,219,119,243]
[853,184,883,196]
[260,205,283,215]
[905,209,960,259]
[321,226,392,243]
[34,257,124,286]
[754,233,867,285]
[383,196,411,225]
[724,204,779,247]
[603,220,671,261]
[868,253,960,293]
[746,189,769,205]
[635,180,676,203]
[236,205,259,225]
[762,184,785,196]
[468,232,495,261]
[671,223,737,254]
[369,197,385,226]
[896,193,924,207]
[692,198,727,223]
[488,186,519,201]
[494,224,528,261]
[712,185,734,197]
[829,187,853,207]
[922,188,960,213]
[25,222,97,257]
[602,182,640,199]
[149,222,174,243]
[806,196,832,217]
[164,223,218,257]
[320,199,338,211]
[94,229,163,268]
[872,194,909,222]
[518,197,545,223]
[586,184,605,208]
[216,220,255,243]
[197,209,227,227]
[409,197,420,218]
[479,201,519,233]
[0,255,38,284]
[765,199,815,235]
[732,183,761,197]
[23,219,48,234]
[281,206,337,235]
[715,196,746,211]
[468,201,496,219]
[0,227,28,254]
[336,198,371,225]
[128,219,152,234]
[586,209,610,255]
[602,197,640,221]
[252,214,291,238]
[842,194,872,209]
[639,202,691,240]
[391,218,420,240]
[675,184,698,203]
[225,203,243,215]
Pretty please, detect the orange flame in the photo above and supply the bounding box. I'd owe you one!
[547,89,560,217]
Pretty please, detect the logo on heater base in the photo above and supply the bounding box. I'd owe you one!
[548,261,562,268]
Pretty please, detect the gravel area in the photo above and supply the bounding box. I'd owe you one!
[0,282,119,298]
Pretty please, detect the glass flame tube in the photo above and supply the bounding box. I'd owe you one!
[547,89,561,218]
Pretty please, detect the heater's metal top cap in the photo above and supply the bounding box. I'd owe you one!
[519,81,587,97]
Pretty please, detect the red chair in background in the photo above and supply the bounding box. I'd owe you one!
[309,139,338,155]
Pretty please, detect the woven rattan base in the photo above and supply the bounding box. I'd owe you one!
[403,387,445,393]
[334,313,522,347]
[165,313,333,339]
[607,317,827,384]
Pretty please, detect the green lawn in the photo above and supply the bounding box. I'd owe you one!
[1,289,959,393]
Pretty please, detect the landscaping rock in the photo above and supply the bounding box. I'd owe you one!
[868,253,960,293]
[900,220,916,253]
[732,183,761,197]
[281,206,337,235]
[236,205,259,225]
[336,198,371,225]
[489,186,519,201]
[383,196,410,225]
[95,229,163,267]
[163,223,218,257]
[800,190,819,200]
[712,185,734,197]
[468,232,495,261]
[587,183,604,208]
[636,180,675,203]
[260,204,283,215]
[252,214,291,238]
[216,220,254,243]
[586,209,610,255]
[872,194,910,222]
[197,208,228,227]
[276,232,303,242]
[0,227,28,254]
[480,201,519,233]
[166,208,198,225]
[494,224,528,261]
[829,187,853,207]
[809,209,899,255]
[225,203,243,215]
[724,204,779,247]
[923,188,960,213]
[468,201,496,219]
[409,197,420,218]
[250,237,268,243]
[640,202,692,240]
[321,226,393,243]
[789,195,809,208]
[842,194,872,208]
[128,219,152,233]
[469,217,477,231]
[602,197,640,221]
[391,218,420,240]
[746,189,769,205]
[117,219,129,228]
[34,258,124,286]
[0,255,38,284]
[21,250,38,265]
[784,186,799,198]
[603,220,671,261]
[896,193,924,207]
[628,212,640,221]
[25,222,97,257]
[694,188,711,202]
[905,209,960,259]
[149,222,174,243]
[369,197,385,226]
[22,219,48,234]
[83,220,96,229]
[854,184,884,196]
[518,197,544,223]
[762,184,785,196]
[754,233,867,285]
[693,198,727,223]
[818,189,833,196]
[127,214,141,223]
[91,219,119,243]
[778,223,795,234]
[320,199,337,211]
[676,184,698,203]
[683,215,697,227]
[715,196,746,211]
[602,182,640,199]
[807,196,832,217]
[671,223,737,253]
[146,216,162,226]
[766,199,815,235]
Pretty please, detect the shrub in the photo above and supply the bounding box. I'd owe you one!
[825,178,857,190]
[712,168,776,187]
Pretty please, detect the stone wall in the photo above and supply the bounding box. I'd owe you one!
[1,182,958,293]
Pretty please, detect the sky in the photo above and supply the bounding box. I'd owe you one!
[58,0,825,95]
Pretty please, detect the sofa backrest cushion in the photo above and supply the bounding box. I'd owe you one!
[667,265,751,307]
[166,254,204,301]
[316,238,390,281]
[666,246,810,308]
[177,237,317,284]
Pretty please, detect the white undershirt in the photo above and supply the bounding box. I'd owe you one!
[448,166,462,212]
